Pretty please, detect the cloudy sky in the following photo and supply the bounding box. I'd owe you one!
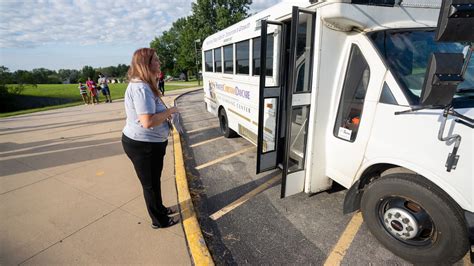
[0,0,282,72]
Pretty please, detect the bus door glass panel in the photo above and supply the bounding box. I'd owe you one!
[253,35,274,77]
[263,97,277,152]
[281,7,315,198]
[256,21,284,174]
[288,105,310,172]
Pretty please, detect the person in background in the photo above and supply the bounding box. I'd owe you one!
[78,82,90,105]
[98,73,112,103]
[86,77,99,104]
[158,71,165,95]
[121,48,179,229]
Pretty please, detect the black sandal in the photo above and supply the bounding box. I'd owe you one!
[151,217,178,229]
[165,207,177,215]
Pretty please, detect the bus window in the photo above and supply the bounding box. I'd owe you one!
[236,40,250,75]
[214,48,222,73]
[333,45,370,142]
[253,34,274,76]
[224,44,234,74]
[204,50,213,72]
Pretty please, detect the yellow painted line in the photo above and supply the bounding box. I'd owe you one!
[173,129,214,265]
[210,174,280,220]
[181,112,211,120]
[324,212,363,266]
[190,136,224,148]
[183,118,216,126]
[463,253,471,265]
[195,146,255,170]
[96,171,105,176]
[187,125,218,134]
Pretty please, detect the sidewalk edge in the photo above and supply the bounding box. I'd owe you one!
[173,88,214,265]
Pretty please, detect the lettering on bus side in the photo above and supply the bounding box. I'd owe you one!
[205,22,251,46]
[236,102,251,114]
[211,81,251,100]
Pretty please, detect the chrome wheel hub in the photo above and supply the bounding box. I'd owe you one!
[383,207,419,240]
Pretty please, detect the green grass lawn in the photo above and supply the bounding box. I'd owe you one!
[1,80,200,118]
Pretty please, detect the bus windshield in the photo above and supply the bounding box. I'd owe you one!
[369,29,474,108]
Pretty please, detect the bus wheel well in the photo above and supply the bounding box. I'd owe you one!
[218,106,237,138]
[343,164,416,214]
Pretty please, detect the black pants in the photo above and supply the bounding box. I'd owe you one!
[122,134,169,226]
[158,80,165,95]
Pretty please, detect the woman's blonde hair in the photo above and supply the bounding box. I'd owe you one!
[127,48,161,97]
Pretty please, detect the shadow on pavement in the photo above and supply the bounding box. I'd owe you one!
[1,137,123,176]
[1,132,123,157]
[0,117,124,136]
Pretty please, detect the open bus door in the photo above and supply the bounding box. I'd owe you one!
[256,20,286,174]
[257,7,316,198]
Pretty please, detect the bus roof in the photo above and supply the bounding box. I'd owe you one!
[202,0,441,50]
[203,0,307,49]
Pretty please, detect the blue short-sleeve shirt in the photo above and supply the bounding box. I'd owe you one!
[122,82,170,142]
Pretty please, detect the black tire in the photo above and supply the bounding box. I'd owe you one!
[360,173,468,264]
[218,108,237,138]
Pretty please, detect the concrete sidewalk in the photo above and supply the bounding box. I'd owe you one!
[0,88,200,265]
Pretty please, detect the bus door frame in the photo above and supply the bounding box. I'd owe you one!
[257,7,317,198]
[256,20,287,173]
[281,7,316,198]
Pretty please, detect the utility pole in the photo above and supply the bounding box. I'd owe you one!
[194,39,201,86]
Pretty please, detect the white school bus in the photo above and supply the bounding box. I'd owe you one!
[202,0,473,263]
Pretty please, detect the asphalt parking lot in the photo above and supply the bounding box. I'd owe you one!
[176,90,470,265]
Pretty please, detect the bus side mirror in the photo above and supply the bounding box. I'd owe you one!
[420,53,464,106]
[435,0,474,42]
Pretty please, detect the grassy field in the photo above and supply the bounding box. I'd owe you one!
[1,81,200,118]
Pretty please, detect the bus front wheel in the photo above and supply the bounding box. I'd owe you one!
[360,173,468,264]
[219,108,237,138]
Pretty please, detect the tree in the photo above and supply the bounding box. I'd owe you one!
[151,30,178,76]
[150,0,252,78]
[68,70,80,83]
[174,17,197,81]
[0,66,12,98]
[31,68,55,84]
[0,66,13,84]
[116,64,129,78]
[81,65,96,81]
[190,0,251,37]
[58,69,72,83]
[58,69,79,83]
[47,74,62,84]
[13,70,34,84]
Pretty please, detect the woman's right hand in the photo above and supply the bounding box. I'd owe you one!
[168,107,178,115]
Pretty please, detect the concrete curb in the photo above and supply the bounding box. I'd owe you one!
[173,89,214,265]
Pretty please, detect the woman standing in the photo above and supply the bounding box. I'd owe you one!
[122,48,179,229]
[86,77,99,104]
